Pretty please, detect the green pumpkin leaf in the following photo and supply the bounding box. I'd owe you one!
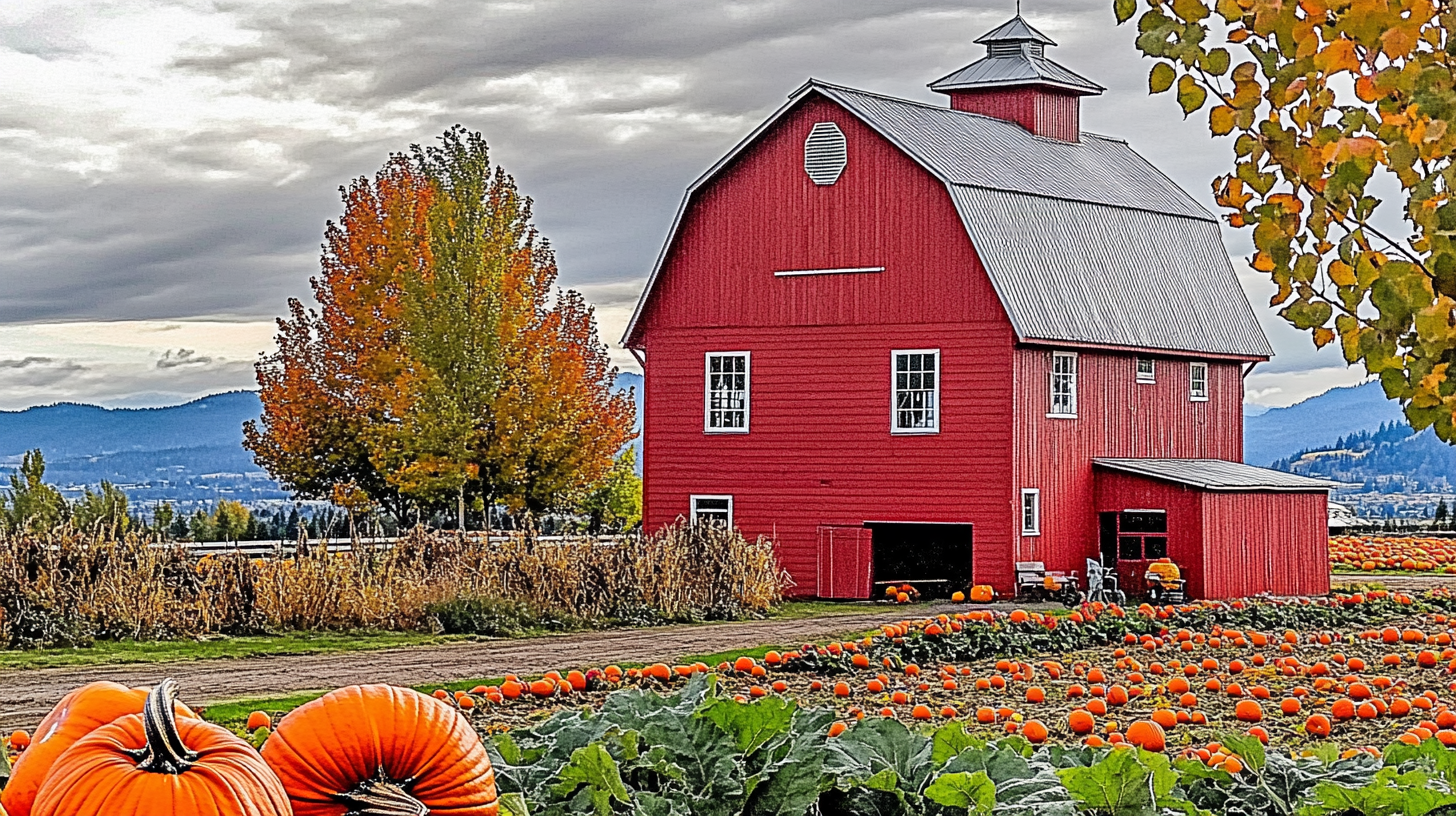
[703,695,796,756]
[925,771,997,813]
[498,792,531,816]
[552,743,631,816]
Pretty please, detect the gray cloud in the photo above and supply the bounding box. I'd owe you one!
[156,348,214,369]
[0,0,1361,405]
[0,357,87,387]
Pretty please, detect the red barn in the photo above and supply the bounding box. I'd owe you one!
[622,16,1333,600]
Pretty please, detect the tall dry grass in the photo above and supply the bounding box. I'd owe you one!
[0,521,783,648]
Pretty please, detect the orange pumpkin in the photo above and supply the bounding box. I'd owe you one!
[1125,720,1166,752]
[969,585,995,603]
[3,681,195,816]
[262,684,498,816]
[31,680,288,816]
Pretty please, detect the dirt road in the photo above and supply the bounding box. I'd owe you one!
[0,604,954,731]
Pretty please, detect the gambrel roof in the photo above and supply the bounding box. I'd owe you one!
[623,80,1273,360]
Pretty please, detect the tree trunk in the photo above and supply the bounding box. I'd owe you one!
[458,484,466,532]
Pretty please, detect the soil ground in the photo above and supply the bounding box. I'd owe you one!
[0,603,958,732]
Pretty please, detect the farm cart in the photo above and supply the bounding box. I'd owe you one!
[1014,561,1083,608]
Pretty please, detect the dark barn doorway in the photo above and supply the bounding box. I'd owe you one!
[866,522,973,599]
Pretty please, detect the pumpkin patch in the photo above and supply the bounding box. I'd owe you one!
[1331,535,1456,573]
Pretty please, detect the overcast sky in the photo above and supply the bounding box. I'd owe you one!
[0,0,1370,410]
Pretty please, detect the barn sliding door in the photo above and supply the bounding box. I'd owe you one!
[817,525,872,599]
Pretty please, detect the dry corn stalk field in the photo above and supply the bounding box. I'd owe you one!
[0,521,782,649]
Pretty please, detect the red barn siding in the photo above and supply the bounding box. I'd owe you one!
[1093,471,1205,596]
[634,95,1010,336]
[644,324,1015,596]
[1201,492,1330,598]
[636,92,1019,596]
[1012,351,1244,576]
[946,88,1081,141]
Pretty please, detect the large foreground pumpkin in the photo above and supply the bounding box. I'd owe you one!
[262,684,499,816]
[2,681,196,816]
[31,680,290,816]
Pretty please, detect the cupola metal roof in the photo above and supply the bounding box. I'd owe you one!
[974,15,1056,46]
[930,15,1104,96]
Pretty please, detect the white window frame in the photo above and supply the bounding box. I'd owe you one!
[704,352,750,434]
[1189,362,1209,402]
[690,495,733,528]
[1021,488,1041,536]
[1136,357,1156,384]
[891,349,940,435]
[1048,351,1078,418]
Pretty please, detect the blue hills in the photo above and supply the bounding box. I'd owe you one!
[0,373,644,507]
[1242,380,1404,467]
[0,372,1440,506]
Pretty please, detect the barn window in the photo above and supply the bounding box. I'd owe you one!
[1118,510,1167,560]
[1189,362,1209,402]
[804,122,847,185]
[1021,489,1041,536]
[1049,352,1077,417]
[1136,357,1155,383]
[705,352,750,433]
[691,495,733,528]
[892,350,939,434]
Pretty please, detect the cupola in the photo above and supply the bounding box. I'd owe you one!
[929,16,1103,142]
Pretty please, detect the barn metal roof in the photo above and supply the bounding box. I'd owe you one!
[1093,459,1338,492]
[819,84,1208,219]
[948,186,1274,357]
[623,58,1272,359]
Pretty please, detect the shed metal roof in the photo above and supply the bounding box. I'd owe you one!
[1093,459,1338,492]
[622,79,1273,360]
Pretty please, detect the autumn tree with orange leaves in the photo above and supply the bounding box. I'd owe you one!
[1117,0,1456,440]
[245,127,634,525]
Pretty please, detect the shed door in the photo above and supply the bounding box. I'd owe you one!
[817,525,872,599]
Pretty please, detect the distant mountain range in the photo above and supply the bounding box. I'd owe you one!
[1242,381,1404,467]
[0,372,644,509]
[0,372,1447,511]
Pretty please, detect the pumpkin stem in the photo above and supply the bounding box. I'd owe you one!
[129,678,198,774]
[335,766,428,816]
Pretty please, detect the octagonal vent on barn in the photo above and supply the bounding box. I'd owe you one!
[804,122,847,185]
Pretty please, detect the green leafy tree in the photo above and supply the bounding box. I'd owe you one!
[153,501,175,540]
[188,509,215,542]
[3,450,66,534]
[1116,0,1456,439]
[71,481,130,536]
[578,449,643,534]
[248,126,634,526]
[213,500,253,542]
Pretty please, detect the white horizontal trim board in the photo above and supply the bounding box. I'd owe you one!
[774,266,885,278]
